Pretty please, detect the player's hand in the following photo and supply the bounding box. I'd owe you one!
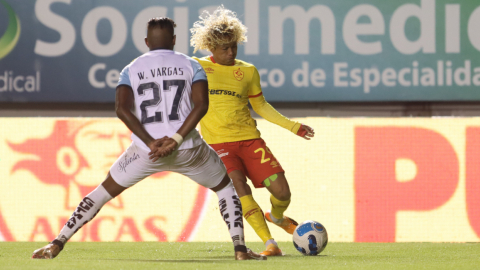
[296,124,315,140]
[148,137,169,162]
[148,136,169,152]
[148,138,178,161]
[157,138,178,158]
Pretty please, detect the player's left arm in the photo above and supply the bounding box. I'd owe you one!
[248,68,314,140]
[250,95,314,140]
[175,79,209,137]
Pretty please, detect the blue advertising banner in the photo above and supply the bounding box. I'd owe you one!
[0,0,479,102]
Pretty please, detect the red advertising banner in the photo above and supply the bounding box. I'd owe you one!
[1,117,479,242]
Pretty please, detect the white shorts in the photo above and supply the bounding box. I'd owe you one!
[110,140,226,189]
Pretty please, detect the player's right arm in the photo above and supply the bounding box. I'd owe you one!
[115,85,166,151]
[116,65,166,153]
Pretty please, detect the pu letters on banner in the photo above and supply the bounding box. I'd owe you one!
[465,128,480,238]
[354,127,459,242]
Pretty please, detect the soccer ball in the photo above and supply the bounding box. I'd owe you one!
[292,220,328,256]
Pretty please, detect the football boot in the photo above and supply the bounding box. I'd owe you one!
[259,243,284,256]
[32,243,61,259]
[235,248,267,260]
[265,211,298,234]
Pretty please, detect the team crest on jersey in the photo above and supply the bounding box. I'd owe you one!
[0,119,210,243]
[233,68,244,81]
[205,67,214,74]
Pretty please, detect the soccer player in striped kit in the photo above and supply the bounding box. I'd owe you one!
[190,6,315,256]
[32,17,265,261]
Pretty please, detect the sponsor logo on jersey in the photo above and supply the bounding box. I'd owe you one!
[233,68,244,81]
[1,119,209,242]
[205,67,214,74]
[0,0,21,60]
[209,89,242,99]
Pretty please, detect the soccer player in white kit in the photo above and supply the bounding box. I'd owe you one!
[32,17,265,261]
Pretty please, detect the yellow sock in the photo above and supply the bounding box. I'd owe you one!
[270,195,291,220]
[239,195,273,244]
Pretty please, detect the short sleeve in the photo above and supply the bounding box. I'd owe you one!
[117,65,131,87]
[248,67,262,97]
[189,58,207,83]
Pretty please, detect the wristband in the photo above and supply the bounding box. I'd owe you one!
[171,133,184,145]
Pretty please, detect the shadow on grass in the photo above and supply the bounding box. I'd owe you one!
[95,254,325,263]
[98,258,240,263]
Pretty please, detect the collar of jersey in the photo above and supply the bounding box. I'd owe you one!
[209,56,235,66]
[148,49,174,54]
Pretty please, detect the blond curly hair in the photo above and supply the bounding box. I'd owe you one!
[190,6,247,53]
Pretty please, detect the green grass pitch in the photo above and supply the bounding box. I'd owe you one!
[1,242,479,270]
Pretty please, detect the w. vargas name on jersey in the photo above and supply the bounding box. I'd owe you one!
[137,67,184,80]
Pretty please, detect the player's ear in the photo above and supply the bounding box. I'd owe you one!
[144,37,149,48]
[172,35,176,46]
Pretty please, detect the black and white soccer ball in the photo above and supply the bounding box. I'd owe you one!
[292,220,328,256]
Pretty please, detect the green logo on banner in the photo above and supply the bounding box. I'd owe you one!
[0,0,20,60]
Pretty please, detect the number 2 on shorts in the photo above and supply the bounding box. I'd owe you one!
[254,147,271,164]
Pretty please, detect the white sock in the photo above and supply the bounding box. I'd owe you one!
[269,213,283,224]
[216,181,246,252]
[55,185,113,247]
[265,239,278,248]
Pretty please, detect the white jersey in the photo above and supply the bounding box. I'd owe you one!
[117,49,207,151]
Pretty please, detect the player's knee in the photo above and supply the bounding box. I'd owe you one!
[275,189,291,201]
[102,174,126,198]
[270,183,291,201]
[266,174,290,200]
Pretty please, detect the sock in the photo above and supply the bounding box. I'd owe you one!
[216,182,247,253]
[239,195,273,244]
[55,185,113,246]
[265,239,278,248]
[270,195,291,222]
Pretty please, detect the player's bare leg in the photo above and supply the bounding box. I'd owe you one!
[32,173,125,259]
[229,170,282,256]
[211,174,266,260]
[263,172,299,234]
